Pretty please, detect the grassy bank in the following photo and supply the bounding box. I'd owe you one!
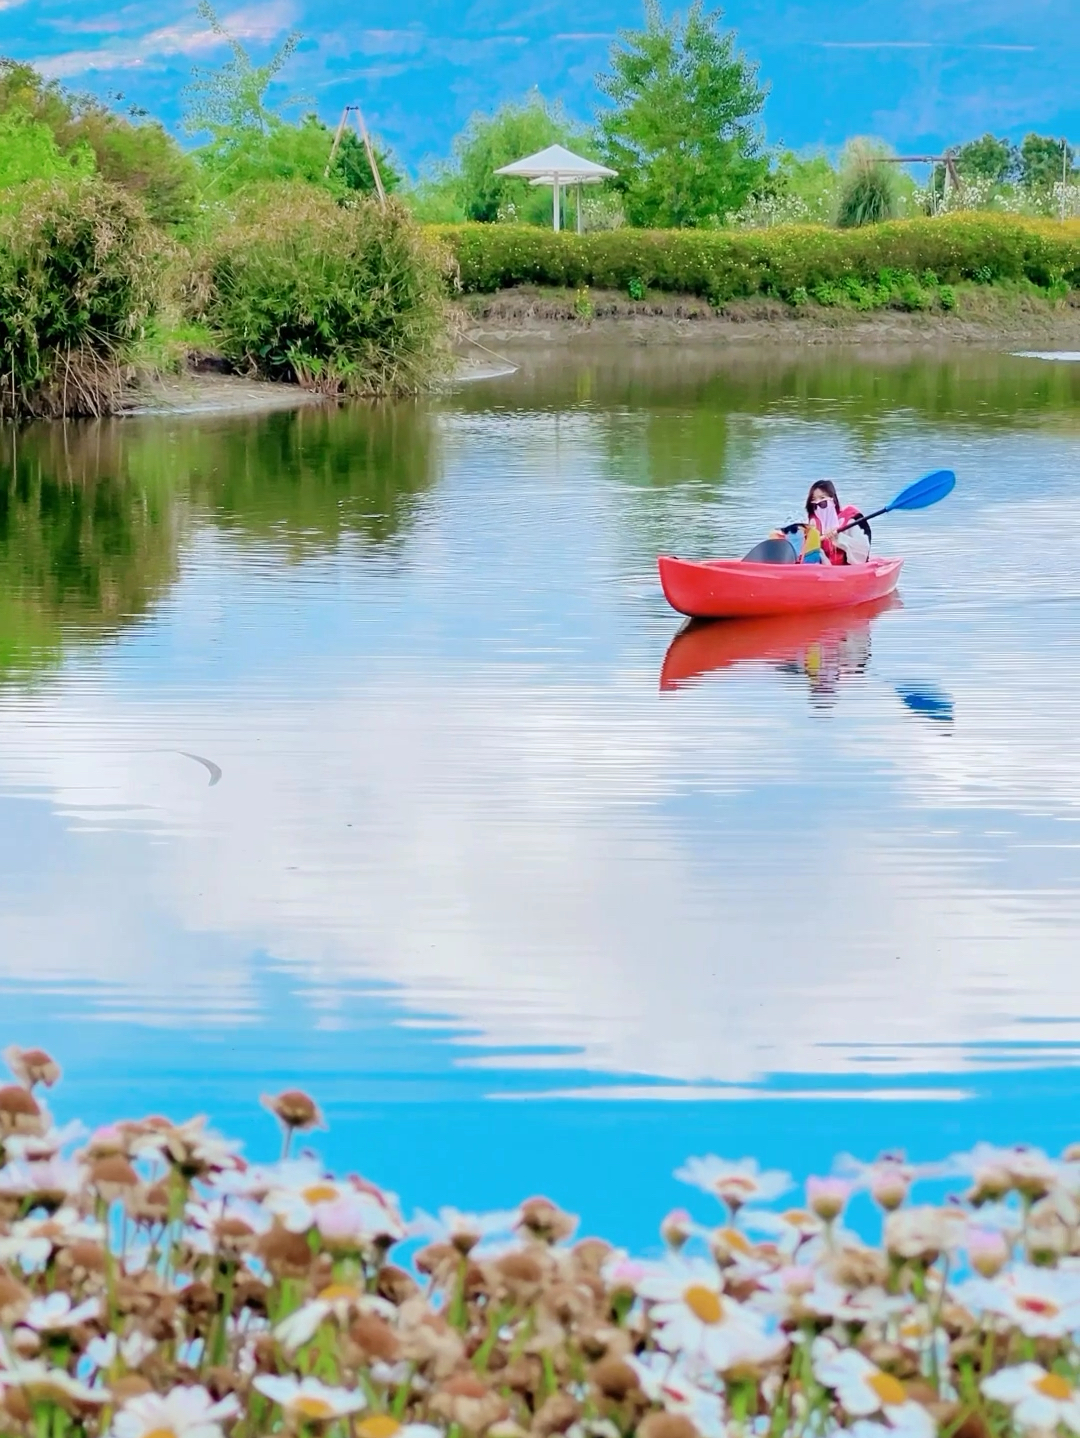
[0,178,449,418]
[439,215,1080,313]
[0,1044,1077,1438]
[5,202,1080,419]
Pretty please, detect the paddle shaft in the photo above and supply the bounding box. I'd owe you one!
[837,506,886,534]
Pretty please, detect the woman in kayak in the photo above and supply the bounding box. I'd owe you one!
[805,481,870,564]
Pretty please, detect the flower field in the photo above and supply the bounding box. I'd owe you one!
[1,1046,1079,1438]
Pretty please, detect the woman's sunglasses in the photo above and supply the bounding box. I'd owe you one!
[811,498,830,510]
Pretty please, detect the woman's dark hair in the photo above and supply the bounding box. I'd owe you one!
[805,479,840,518]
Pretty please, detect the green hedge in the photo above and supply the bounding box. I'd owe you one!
[434,215,1080,302]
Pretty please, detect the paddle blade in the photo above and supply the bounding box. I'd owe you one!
[887,469,956,513]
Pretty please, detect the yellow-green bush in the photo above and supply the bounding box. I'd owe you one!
[437,215,1080,302]
[198,186,449,397]
[0,177,160,417]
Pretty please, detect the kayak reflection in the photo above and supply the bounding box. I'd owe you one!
[664,595,897,707]
[660,596,954,723]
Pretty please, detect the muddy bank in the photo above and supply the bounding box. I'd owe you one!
[455,287,1080,350]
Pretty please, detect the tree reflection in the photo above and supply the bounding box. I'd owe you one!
[0,400,438,680]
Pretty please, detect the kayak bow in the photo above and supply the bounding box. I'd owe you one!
[657,554,904,620]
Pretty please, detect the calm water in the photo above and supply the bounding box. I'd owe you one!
[3,346,1080,1244]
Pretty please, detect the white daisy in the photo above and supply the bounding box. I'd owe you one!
[814,1342,934,1438]
[3,1121,85,1162]
[0,1210,104,1271]
[253,1375,366,1422]
[110,1385,240,1438]
[675,1155,792,1211]
[274,1285,395,1351]
[844,1414,937,1438]
[802,1280,906,1326]
[983,1363,1080,1432]
[0,1157,85,1200]
[84,1332,157,1374]
[959,1264,1080,1338]
[355,1420,443,1438]
[315,1191,405,1250]
[0,1359,107,1410]
[834,1155,924,1211]
[883,1206,967,1263]
[951,1144,1060,1202]
[627,1354,726,1438]
[637,1257,773,1369]
[410,1206,521,1253]
[20,1292,100,1333]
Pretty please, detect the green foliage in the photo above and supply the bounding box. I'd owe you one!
[1019,133,1073,192]
[197,114,399,202]
[64,106,198,227]
[596,0,767,227]
[450,95,587,225]
[836,140,903,228]
[405,173,467,225]
[183,1,300,137]
[775,152,840,217]
[0,110,93,188]
[0,60,196,228]
[0,60,71,135]
[0,177,160,417]
[197,186,448,396]
[956,135,1017,185]
[438,214,1080,307]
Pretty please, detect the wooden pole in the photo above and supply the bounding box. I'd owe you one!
[325,107,349,178]
[324,104,387,208]
[1062,139,1069,222]
[353,106,387,209]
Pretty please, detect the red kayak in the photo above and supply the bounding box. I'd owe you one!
[657,554,904,620]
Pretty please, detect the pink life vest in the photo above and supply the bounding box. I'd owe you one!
[818,504,863,565]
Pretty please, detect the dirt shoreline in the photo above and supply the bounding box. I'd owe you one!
[455,287,1080,351]
[124,372,328,417]
[120,292,1080,416]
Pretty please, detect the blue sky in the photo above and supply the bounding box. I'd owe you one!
[2,0,1076,174]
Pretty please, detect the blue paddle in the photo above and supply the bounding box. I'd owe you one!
[838,469,956,533]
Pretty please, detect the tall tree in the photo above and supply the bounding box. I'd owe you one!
[1019,133,1073,191]
[452,95,587,224]
[596,0,767,228]
[955,134,1017,185]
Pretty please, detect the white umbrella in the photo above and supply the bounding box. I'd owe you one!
[494,144,617,233]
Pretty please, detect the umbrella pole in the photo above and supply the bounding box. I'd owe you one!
[553,176,560,232]
[576,183,583,234]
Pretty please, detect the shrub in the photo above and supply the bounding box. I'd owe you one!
[197,186,449,396]
[837,162,901,227]
[436,214,1080,304]
[0,177,160,418]
[0,108,94,189]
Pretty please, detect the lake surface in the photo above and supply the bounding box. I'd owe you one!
[3,345,1080,1246]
